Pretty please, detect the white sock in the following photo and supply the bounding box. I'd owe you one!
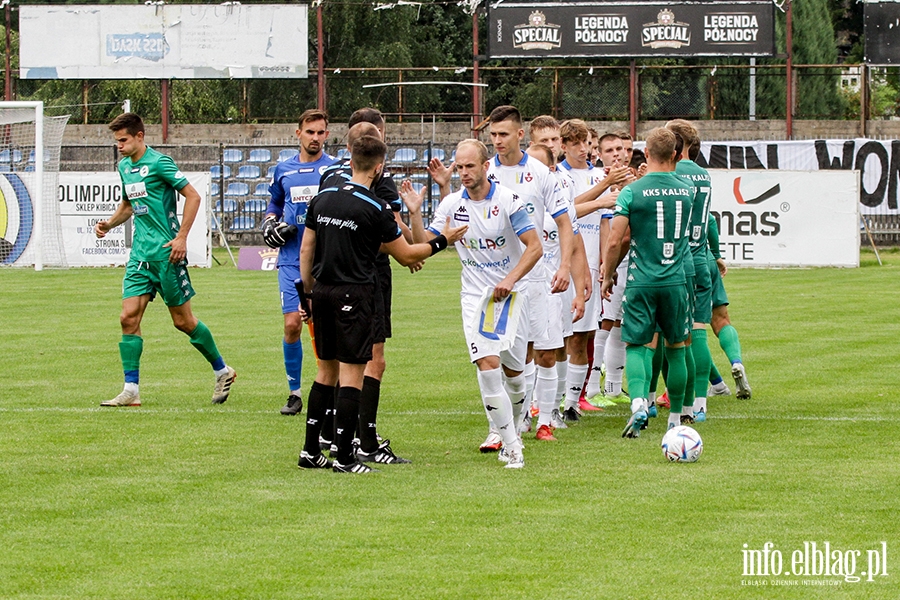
[555,360,568,405]
[694,396,707,414]
[631,397,644,414]
[214,366,230,378]
[504,372,527,431]
[649,391,657,404]
[604,326,626,395]
[668,411,681,430]
[711,381,729,394]
[585,329,610,397]
[564,362,588,410]
[124,382,139,395]
[535,365,558,427]
[522,360,536,415]
[290,389,302,397]
[477,368,517,446]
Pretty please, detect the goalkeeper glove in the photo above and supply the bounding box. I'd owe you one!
[262,216,298,248]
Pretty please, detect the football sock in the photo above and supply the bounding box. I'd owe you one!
[535,365,558,427]
[664,346,688,415]
[283,339,303,393]
[718,324,743,364]
[604,326,626,395]
[321,387,336,444]
[504,372,527,429]
[119,334,142,387]
[692,329,712,401]
[683,342,696,411]
[334,386,362,465]
[585,329,610,397]
[357,376,380,454]
[564,362,588,410]
[710,362,724,385]
[522,360,536,415]
[625,345,649,403]
[668,411,682,430]
[303,381,334,455]
[555,360,568,404]
[643,345,655,399]
[188,321,225,370]
[477,368,517,447]
[694,396,707,415]
[649,343,665,396]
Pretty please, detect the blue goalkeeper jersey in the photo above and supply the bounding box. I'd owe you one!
[266,152,336,268]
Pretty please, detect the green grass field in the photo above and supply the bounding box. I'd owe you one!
[2,249,899,599]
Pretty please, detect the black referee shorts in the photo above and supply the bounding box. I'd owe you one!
[372,262,393,344]
[312,282,375,364]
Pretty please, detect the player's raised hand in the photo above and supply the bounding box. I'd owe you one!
[399,179,426,214]
[636,163,648,178]
[441,217,467,245]
[599,188,619,209]
[427,157,452,188]
[95,220,110,238]
[607,164,631,186]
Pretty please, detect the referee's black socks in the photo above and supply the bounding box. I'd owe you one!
[334,386,362,465]
[358,376,381,454]
[304,381,335,456]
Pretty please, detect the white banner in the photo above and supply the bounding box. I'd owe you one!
[57,172,211,268]
[708,169,859,267]
[20,4,308,79]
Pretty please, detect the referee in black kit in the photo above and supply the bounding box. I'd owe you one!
[297,135,467,474]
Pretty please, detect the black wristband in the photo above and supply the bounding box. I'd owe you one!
[428,235,448,256]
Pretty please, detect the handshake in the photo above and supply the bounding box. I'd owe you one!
[262,216,298,249]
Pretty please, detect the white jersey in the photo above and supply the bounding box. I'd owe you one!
[543,169,579,273]
[429,181,535,296]
[559,159,608,270]
[487,152,567,281]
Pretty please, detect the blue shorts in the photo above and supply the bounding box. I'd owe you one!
[278,264,302,315]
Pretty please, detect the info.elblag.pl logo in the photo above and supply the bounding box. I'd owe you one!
[742,542,889,586]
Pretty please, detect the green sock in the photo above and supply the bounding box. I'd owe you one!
[683,342,696,410]
[650,344,665,395]
[642,346,654,399]
[692,329,712,399]
[718,324,743,364]
[710,361,722,384]
[188,321,222,366]
[625,345,649,401]
[664,346,687,414]
[119,334,143,376]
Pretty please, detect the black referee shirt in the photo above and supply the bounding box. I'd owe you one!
[306,181,402,285]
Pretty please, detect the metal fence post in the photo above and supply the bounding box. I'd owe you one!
[629,60,637,139]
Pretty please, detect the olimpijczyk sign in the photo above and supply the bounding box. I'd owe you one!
[488,1,775,58]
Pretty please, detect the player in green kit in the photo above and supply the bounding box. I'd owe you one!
[600,128,693,437]
[95,113,236,407]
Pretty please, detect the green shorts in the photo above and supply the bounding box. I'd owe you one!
[708,257,729,308]
[123,258,196,307]
[621,284,690,346]
[692,260,712,324]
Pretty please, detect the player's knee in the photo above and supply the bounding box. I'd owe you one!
[283,313,303,343]
[119,311,140,333]
[172,314,197,333]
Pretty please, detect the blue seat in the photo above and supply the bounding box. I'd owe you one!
[215,199,238,213]
[409,172,429,182]
[232,216,256,230]
[236,165,261,179]
[210,183,220,197]
[0,163,10,173]
[278,148,299,162]
[243,199,267,213]
[248,149,271,163]
[421,148,446,164]
[450,149,457,164]
[27,149,51,164]
[266,165,276,180]
[392,148,416,164]
[410,182,425,193]
[0,149,23,163]
[253,182,269,197]
[210,165,232,179]
[222,148,243,163]
[431,184,441,198]
[224,182,249,197]
[335,148,349,161]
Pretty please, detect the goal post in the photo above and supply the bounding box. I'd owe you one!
[0,101,69,270]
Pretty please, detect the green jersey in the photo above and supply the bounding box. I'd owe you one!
[117,146,189,262]
[615,171,693,287]
[675,159,712,266]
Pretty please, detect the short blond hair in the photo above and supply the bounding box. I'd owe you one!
[644,128,677,162]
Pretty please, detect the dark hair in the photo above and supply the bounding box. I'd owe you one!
[348,107,385,128]
[688,141,701,161]
[629,149,646,169]
[351,135,387,172]
[597,132,621,147]
[109,113,144,136]
[489,105,522,126]
[298,109,329,128]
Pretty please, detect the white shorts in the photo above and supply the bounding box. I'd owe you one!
[601,261,628,322]
[534,291,566,351]
[572,268,601,333]
[461,292,528,371]
[525,278,551,343]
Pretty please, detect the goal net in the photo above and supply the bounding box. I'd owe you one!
[0,102,69,270]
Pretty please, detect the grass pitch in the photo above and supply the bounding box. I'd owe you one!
[1,249,899,599]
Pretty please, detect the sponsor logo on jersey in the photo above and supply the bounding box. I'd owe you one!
[132,203,149,216]
[125,182,148,201]
[139,166,149,177]
[174,170,184,179]
[297,168,315,174]
[290,186,316,204]
[663,242,674,258]
[488,173,499,182]
[513,11,562,51]
[543,229,558,241]
[642,9,691,49]
[524,201,535,215]
[465,236,506,250]
[454,206,470,222]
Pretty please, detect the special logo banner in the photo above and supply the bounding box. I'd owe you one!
[488,2,775,58]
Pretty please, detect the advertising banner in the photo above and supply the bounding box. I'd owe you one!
[708,170,859,267]
[57,172,211,267]
[488,1,775,58]
[20,4,308,79]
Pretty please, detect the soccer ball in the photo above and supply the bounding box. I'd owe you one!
[661,426,703,462]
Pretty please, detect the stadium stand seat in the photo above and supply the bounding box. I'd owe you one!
[27,149,51,164]
[248,149,271,163]
[431,183,441,198]
[222,148,243,163]
[278,148,299,162]
[243,199,267,213]
[253,182,269,196]
[224,182,250,197]
[266,165,276,180]
[210,183,220,197]
[232,216,256,230]
[392,148,416,164]
[409,172,429,182]
[450,149,457,164]
[215,199,238,213]
[210,165,231,179]
[0,163,10,173]
[411,182,425,193]
[421,148,446,164]
[236,165,261,179]
[0,149,23,163]
[335,148,349,160]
